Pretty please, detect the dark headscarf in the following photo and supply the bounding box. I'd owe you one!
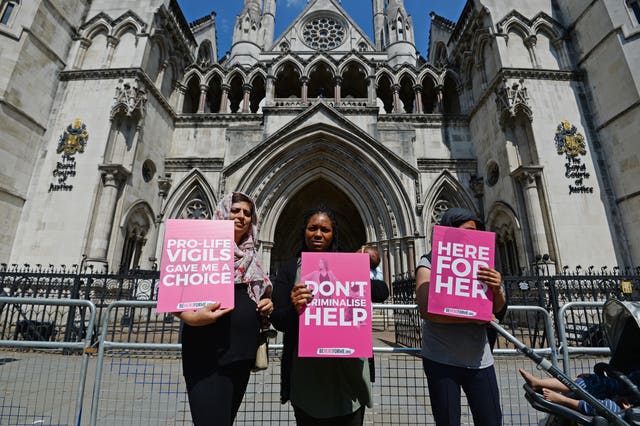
[439,207,484,230]
[424,207,483,263]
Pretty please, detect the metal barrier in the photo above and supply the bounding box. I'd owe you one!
[0,297,97,426]
[82,301,559,425]
[556,301,609,374]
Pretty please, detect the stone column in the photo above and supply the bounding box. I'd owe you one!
[392,84,401,113]
[175,83,187,113]
[197,84,208,113]
[413,84,423,114]
[391,239,402,279]
[334,76,342,104]
[301,77,309,103]
[73,38,91,69]
[155,61,168,86]
[260,241,274,275]
[219,84,230,113]
[407,238,416,274]
[512,166,548,258]
[266,74,276,105]
[380,241,391,286]
[525,35,539,68]
[242,84,252,113]
[87,165,131,267]
[104,36,119,68]
[435,84,444,113]
[367,75,377,104]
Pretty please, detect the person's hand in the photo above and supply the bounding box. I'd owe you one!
[477,266,502,290]
[174,302,233,327]
[291,282,313,314]
[257,298,274,317]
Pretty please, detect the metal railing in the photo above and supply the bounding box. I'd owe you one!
[0,297,96,426]
[0,295,628,424]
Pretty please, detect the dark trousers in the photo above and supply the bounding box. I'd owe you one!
[293,405,365,426]
[185,359,253,426]
[422,358,502,426]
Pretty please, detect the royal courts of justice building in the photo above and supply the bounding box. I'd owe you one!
[1,0,639,279]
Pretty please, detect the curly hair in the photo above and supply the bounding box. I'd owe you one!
[299,205,340,254]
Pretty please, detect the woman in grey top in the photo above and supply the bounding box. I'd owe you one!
[415,207,507,426]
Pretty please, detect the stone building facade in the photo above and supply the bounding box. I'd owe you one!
[1,0,638,279]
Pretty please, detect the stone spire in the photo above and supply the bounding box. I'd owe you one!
[384,0,416,66]
[372,0,385,49]
[262,0,276,50]
[230,0,263,65]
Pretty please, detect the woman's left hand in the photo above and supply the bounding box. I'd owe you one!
[257,298,274,317]
[477,266,502,289]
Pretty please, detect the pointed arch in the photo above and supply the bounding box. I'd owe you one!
[307,60,335,98]
[223,119,418,249]
[117,201,155,272]
[305,58,338,76]
[442,72,461,114]
[337,57,370,76]
[181,74,201,113]
[422,171,478,245]
[84,22,111,40]
[376,72,394,114]
[165,170,217,220]
[340,61,367,99]
[486,201,525,275]
[113,21,140,40]
[398,74,415,113]
[275,60,302,98]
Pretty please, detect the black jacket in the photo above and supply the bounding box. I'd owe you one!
[270,258,389,403]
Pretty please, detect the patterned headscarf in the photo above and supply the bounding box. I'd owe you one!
[213,192,271,304]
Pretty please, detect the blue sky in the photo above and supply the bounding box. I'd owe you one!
[177,0,466,59]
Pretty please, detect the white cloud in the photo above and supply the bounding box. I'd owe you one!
[284,0,305,7]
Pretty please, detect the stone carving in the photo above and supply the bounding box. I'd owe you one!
[495,78,532,126]
[302,15,347,50]
[56,119,88,156]
[554,119,586,157]
[113,78,147,118]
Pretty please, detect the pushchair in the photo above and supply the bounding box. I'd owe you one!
[492,299,640,426]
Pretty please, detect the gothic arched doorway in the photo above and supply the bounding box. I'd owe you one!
[270,178,366,273]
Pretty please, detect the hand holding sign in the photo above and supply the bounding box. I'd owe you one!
[177,302,234,326]
[427,225,497,321]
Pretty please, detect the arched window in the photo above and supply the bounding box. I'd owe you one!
[628,0,640,25]
[179,189,212,219]
[0,0,19,25]
[119,206,152,273]
[308,63,334,98]
[275,62,301,98]
[197,41,213,65]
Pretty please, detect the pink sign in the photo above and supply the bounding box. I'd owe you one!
[428,225,496,321]
[299,252,372,358]
[156,219,235,313]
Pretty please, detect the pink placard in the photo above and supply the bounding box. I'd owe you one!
[299,252,372,358]
[427,225,496,321]
[156,219,235,313]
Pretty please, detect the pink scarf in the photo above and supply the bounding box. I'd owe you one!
[213,192,271,303]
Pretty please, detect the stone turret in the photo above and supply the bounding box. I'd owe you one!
[384,0,416,66]
[230,0,263,65]
[373,0,385,50]
[262,0,276,50]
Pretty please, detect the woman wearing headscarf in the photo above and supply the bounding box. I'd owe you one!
[173,192,273,426]
[415,207,507,426]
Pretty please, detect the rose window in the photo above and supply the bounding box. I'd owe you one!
[302,16,346,50]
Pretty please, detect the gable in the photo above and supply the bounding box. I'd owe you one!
[271,0,375,54]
